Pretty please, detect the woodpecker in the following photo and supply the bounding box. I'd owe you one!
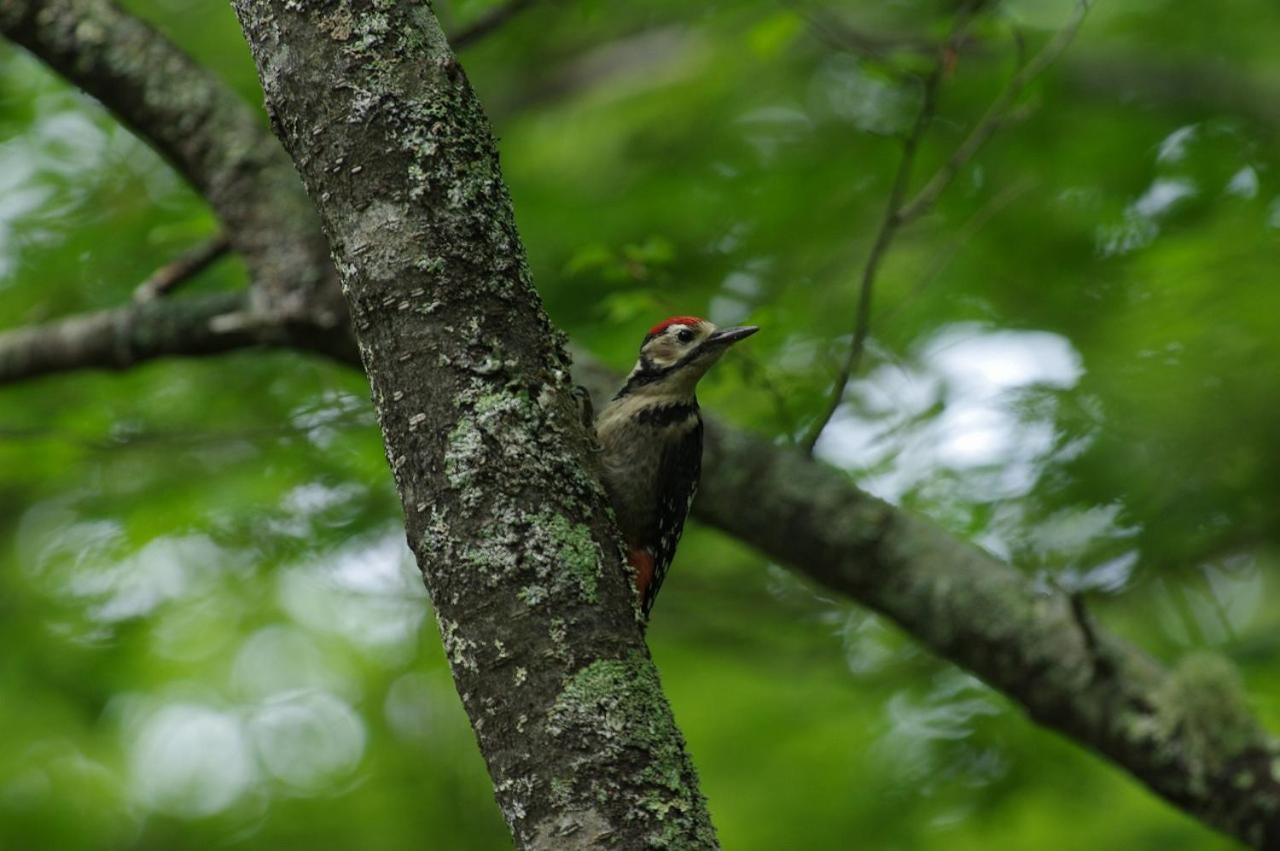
[596,316,758,619]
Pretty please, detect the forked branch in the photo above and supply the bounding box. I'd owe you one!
[802,1,1092,453]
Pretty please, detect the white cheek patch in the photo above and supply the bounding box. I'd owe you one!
[645,337,683,368]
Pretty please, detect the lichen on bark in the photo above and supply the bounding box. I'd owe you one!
[230,2,717,848]
[548,653,717,849]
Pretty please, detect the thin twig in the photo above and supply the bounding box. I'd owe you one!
[787,0,937,67]
[133,234,231,302]
[799,58,948,454]
[800,1,990,455]
[896,1,1092,224]
[801,2,1091,454]
[882,176,1037,324]
[450,0,539,49]
[1068,590,1117,683]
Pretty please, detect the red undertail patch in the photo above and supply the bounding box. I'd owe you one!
[628,547,656,604]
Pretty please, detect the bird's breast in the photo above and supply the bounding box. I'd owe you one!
[595,394,701,542]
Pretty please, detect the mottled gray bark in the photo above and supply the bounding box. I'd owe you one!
[4,2,1280,848]
[0,292,355,383]
[0,0,340,323]
[229,3,716,849]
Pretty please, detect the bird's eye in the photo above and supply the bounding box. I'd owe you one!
[676,328,695,343]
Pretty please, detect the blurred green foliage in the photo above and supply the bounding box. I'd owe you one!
[2,0,1279,848]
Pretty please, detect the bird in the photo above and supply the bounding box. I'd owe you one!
[595,316,758,620]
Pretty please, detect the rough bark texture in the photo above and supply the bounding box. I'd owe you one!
[0,0,340,322]
[5,2,1280,848]
[229,3,717,849]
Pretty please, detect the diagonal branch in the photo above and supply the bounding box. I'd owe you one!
[133,234,231,302]
[1,0,560,324]
[570,357,1280,851]
[0,0,338,322]
[0,0,263,203]
[800,0,984,454]
[800,61,944,454]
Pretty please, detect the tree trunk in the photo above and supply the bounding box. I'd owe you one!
[230,3,717,849]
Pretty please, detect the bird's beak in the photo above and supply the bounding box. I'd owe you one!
[706,325,759,347]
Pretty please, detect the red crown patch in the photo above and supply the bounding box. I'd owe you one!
[646,316,704,339]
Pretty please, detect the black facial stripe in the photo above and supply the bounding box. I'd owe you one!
[613,343,717,399]
[672,342,717,368]
[614,362,670,398]
[631,402,700,427]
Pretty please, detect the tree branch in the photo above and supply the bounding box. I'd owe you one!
[133,234,231,302]
[0,0,340,322]
[0,293,355,384]
[801,62,944,454]
[801,0,986,453]
[230,3,717,849]
[0,293,250,382]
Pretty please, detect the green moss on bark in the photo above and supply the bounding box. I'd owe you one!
[1151,653,1267,772]
[232,2,718,847]
[533,512,601,603]
[548,654,717,849]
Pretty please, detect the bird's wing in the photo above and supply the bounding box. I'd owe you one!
[642,416,703,617]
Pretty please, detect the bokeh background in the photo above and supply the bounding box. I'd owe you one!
[3,0,1279,848]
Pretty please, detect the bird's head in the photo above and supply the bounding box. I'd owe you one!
[619,315,758,398]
